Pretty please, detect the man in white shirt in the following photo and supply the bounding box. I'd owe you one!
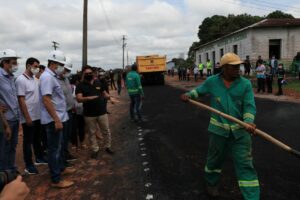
[16,57,47,175]
[193,67,199,82]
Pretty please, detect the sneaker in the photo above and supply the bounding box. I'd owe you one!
[61,167,76,175]
[35,158,48,166]
[51,180,74,188]
[91,150,99,159]
[205,184,220,198]
[105,148,115,155]
[65,153,77,162]
[24,166,39,175]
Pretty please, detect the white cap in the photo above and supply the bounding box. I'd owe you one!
[48,50,66,65]
[64,57,72,71]
[0,49,21,59]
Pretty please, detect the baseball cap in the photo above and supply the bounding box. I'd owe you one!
[220,53,244,66]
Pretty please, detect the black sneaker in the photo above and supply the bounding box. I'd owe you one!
[24,166,39,175]
[105,148,115,155]
[66,154,78,162]
[91,150,99,159]
[35,158,48,166]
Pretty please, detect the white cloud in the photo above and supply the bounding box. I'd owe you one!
[0,0,298,75]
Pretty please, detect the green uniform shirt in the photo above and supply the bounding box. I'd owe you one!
[198,63,204,70]
[126,71,144,96]
[186,74,256,139]
[206,61,212,69]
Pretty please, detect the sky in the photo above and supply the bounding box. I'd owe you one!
[0,0,299,74]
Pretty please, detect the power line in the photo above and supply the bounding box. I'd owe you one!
[96,0,120,46]
[219,0,275,12]
[249,0,300,12]
[238,0,300,13]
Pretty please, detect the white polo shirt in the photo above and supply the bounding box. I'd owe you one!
[15,73,41,124]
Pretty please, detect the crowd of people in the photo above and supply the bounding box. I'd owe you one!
[0,48,144,198]
[172,55,287,95]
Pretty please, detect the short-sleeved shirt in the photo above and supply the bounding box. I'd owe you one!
[75,80,107,117]
[0,67,19,121]
[39,68,69,125]
[57,78,75,111]
[15,73,40,123]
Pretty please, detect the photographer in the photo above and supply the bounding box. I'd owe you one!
[0,176,29,200]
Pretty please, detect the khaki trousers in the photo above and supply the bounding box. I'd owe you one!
[84,114,111,152]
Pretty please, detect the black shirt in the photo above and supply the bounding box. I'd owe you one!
[75,80,107,117]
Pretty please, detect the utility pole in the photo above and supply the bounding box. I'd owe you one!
[122,35,127,69]
[52,41,59,50]
[127,50,129,66]
[82,0,88,68]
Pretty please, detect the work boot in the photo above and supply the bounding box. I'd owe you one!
[61,167,76,175]
[105,148,115,155]
[91,150,99,159]
[206,184,220,198]
[51,180,74,188]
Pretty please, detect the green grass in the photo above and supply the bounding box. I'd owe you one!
[251,78,300,93]
[281,79,300,92]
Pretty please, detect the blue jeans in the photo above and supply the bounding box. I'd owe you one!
[0,120,19,171]
[45,121,65,183]
[130,94,142,120]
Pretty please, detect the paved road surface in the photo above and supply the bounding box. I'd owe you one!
[140,85,300,200]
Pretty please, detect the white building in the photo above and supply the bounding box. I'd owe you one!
[194,18,300,70]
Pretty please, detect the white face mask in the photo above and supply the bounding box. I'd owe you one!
[55,65,64,75]
[63,72,71,78]
[10,65,18,73]
[30,67,40,76]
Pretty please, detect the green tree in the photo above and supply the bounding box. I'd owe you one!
[267,10,294,19]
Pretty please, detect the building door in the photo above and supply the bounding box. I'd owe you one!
[269,39,281,59]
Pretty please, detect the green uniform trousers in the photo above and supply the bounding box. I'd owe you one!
[204,132,260,200]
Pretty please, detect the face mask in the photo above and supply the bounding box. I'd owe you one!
[84,74,93,81]
[55,65,64,75]
[63,72,71,78]
[31,67,40,76]
[10,65,18,73]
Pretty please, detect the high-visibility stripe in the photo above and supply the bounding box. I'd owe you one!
[210,118,242,131]
[231,124,242,131]
[238,180,259,187]
[205,166,222,173]
[127,89,139,92]
[190,90,199,99]
[243,113,255,120]
[210,118,230,130]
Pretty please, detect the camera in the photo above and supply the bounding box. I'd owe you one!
[0,170,18,191]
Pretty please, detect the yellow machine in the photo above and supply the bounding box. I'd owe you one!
[136,55,167,85]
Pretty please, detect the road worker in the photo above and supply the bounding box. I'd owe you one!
[181,53,259,200]
[126,64,144,123]
[198,62,204,79]
[206,59,213,76]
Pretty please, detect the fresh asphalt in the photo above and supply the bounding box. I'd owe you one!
[140,85,300,200]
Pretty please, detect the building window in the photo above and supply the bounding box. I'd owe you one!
[220,48,224,58]
[269,39,281,59]
[206,52,209,61]
[199,54,202,63]
[233,45,238,54]
[212,51,216,66]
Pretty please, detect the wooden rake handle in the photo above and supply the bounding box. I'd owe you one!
[188,99,300,159]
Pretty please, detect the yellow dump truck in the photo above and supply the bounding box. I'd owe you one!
[136,55,167,85]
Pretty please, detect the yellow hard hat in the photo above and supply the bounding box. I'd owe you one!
[220,53,244,66]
